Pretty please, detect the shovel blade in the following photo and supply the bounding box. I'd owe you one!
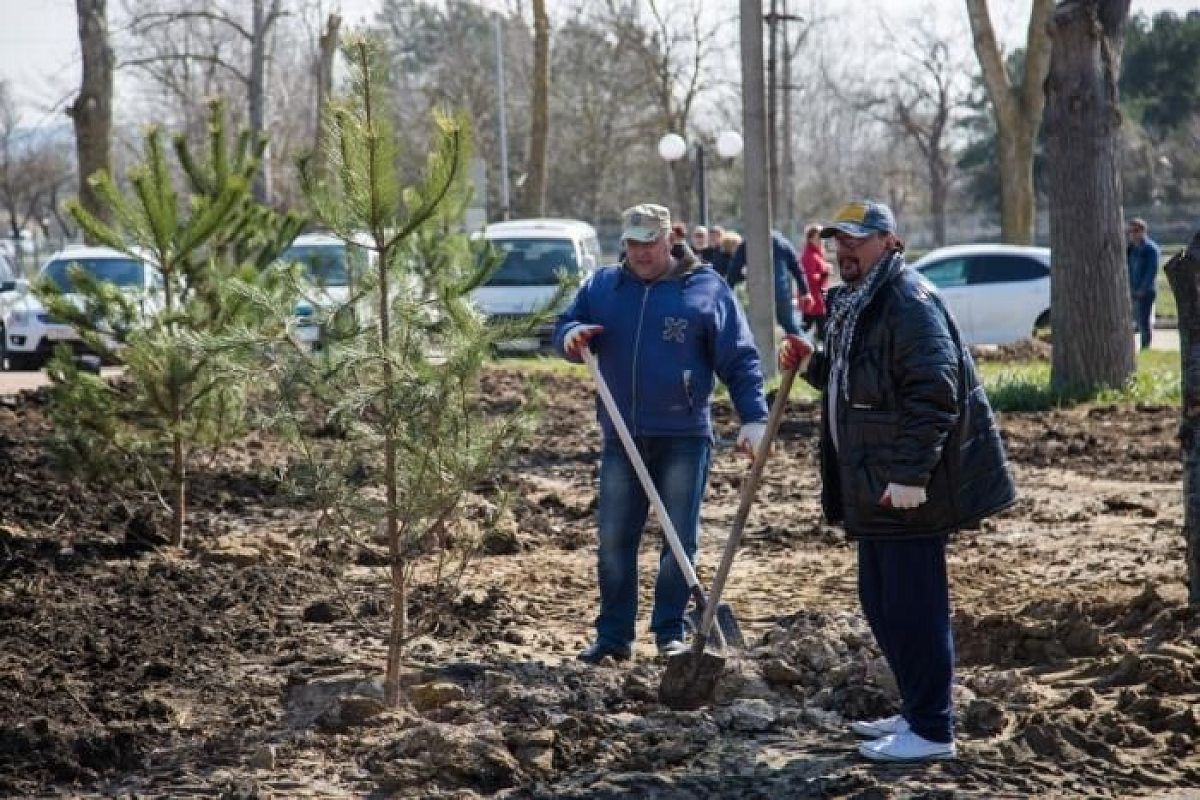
[684,602,745,649]
[658,649,727,710]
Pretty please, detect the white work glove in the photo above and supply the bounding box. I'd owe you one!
[563,323,604,359]
[736,422,767,459]
[881,483,927,509]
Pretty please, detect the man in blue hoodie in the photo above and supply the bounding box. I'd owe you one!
[555,203,770,663]
[1127,217,1160,350]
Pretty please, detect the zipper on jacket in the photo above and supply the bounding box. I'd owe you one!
[630,283,652,433]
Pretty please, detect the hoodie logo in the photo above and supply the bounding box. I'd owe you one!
[663,317,688,343]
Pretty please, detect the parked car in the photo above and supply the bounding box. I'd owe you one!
[279,232,373,349]
[4,245,162,371]
[910,243,1051,346]
[471,218,602,353]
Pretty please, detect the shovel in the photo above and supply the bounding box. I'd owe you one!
[659,361,800,710]
[580,348,741,653]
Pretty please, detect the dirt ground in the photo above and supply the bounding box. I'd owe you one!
[0,366,1196,799]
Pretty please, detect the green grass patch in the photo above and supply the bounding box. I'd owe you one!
[980,348,1178,412]
[493,348,1180,415]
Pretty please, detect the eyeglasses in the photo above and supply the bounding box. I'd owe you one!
[833,233,875,251]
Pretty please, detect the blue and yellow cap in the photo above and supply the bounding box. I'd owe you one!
[819,201,897,239]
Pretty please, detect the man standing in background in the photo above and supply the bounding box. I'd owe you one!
[1126,217,1160,350]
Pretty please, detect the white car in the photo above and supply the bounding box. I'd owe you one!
[4,245,163,371]
[280,232,373,349]
[911,244,1051,346]
[472,218,602,353]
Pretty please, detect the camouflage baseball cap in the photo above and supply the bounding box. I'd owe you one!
[819,200,897,239]
[621,203,671,243]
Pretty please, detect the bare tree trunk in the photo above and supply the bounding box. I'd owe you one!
[1044,0,1133,393]
[68,0,113,234]
[520,0,549,217]
[1164,232,1200,606]
[965,0,1054,245]
[249,0,278,204]
[313,12,342,173]
[930,159,948,248]
[996,126,1037,243]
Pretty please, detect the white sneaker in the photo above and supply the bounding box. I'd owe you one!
[656,640,688,657]
[850,714,909,738]
[858,730,956,762]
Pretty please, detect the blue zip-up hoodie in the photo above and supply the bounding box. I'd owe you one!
[555,259,768,441]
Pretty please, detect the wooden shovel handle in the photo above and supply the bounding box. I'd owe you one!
[695,362,801,641]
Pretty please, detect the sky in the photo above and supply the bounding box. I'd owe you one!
[0,0,1196,126]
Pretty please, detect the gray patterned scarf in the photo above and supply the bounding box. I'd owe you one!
[824,250,901,400]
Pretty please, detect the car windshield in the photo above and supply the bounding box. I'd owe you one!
[485,238,578,286]
[42,257,145,292]
[282,244,352,287]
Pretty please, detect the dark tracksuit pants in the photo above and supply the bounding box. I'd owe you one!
[857,536,954,743]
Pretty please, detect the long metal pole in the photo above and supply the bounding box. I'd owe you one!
[696,142,709,229]
[741,0,777,379]
[766,0,779,226]
[494,15,511,220]
[781,0,795,236]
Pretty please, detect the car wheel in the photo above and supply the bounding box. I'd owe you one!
[1033,311,1051,342]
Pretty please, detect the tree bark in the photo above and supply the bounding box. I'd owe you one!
[249,0,282,204]
[520,0,550,217]
[313,12,342,174]
[965,0,1054,244]
[68,0,113,234]
[1044,0,1133,393]
[1164,232,1200,606]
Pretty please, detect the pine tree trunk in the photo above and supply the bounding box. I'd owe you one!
[1044,0,1134,393]
[1163,232,1200,606]
[68,0,113,234]
[520,0,549,217]
[171,428,186,547]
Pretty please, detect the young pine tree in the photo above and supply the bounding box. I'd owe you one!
[45,100,304,547]
[268,37,564,706]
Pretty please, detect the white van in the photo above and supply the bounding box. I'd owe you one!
[281,232,373,348]
[473,218,602,352]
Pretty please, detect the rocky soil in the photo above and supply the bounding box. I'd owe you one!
[0,367,1196,798]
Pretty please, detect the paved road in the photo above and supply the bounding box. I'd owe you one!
[0,366,123,395]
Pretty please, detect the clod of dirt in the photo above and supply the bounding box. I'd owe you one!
[410,681,467,713]
[367,721,522,793]
[962,698,1007,737]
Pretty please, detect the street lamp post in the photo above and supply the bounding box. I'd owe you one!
[657,131,744,228]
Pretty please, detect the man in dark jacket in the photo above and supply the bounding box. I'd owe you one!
[1126,217,1160,350]
[779,200,1016,763]
[726,229,810,335]
[556,203,768,664]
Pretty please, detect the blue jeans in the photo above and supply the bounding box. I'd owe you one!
[858,537,955,743]
[594,435,712,649]
[1133,292,1155,350]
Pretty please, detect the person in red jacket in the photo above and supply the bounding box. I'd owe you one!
[800,223,832,340]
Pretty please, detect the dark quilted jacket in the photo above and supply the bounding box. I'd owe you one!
[804,253,1016,539]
